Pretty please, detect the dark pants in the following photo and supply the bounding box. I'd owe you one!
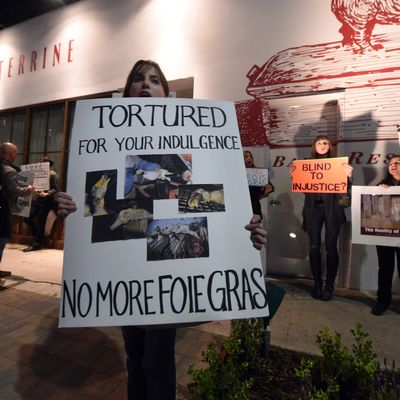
[0,238,8,262]
[376,245,400,307]
[24,199,54,247]
[121,326,177,400]
[308,204,340,286]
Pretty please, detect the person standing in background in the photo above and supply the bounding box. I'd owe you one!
[291,135,352,301]
[23,156,59,252]
[243,150,274,219]
[0,142,34,280]
[371,155,400,316]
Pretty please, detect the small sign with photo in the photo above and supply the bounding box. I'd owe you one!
[12,171,34,218]
[21,162,50,191]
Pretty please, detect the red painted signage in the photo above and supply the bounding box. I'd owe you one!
[0,39,75,80]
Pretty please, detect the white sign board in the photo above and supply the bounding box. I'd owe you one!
[352,185,400,247]
[60,98,268,328]
[11,171,34,218]
[246,168,269,187]
[21,162,50,191]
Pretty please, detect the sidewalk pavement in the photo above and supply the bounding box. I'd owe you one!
[0,243,399,399]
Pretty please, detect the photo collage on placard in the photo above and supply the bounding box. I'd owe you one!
[361,194,400,236]
[84,153,226,260]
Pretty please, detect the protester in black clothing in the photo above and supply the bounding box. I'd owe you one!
[291,135,352,301]
[0,142,34,280]
[56,60,267,400]
[243,150,274,218]
[371,155,400,316]
[23,156,59,251]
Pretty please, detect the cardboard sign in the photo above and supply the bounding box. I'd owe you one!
[59,98,269,328]
[12,171,34,217]
[291,157,348,193]
[21,162,50,191]
[352,185,400,247]
[246,168,269,187]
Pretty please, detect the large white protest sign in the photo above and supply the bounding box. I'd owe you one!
[352,185,400,247]
[59,98,268,328]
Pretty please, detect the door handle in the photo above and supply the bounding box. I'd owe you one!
[269,198,281,206]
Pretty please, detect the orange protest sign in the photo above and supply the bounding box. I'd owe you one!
[291,157,348,193]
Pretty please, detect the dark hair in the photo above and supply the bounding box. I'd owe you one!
[122,60,169,98]
[40,156,54,167]
[386,154,400,179]
[311,135,333,158]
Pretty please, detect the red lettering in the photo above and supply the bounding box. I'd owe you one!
[68,39,74,62]
[30,51,37,71]
[42,47,47,69]
[53,43,61,66]
[8,57,13,77]
[18,54,25,75]
[367,154,380,164]
[348,152,363,165]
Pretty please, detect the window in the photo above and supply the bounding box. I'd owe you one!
[28,104,64,173]
[0,112,25,165]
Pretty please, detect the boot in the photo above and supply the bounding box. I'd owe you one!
[309,250,322,299]
[321,281,334,301]
[311,280,323,299]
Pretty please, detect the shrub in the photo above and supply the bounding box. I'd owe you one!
[187,318,264,400]
[295,322,379,399]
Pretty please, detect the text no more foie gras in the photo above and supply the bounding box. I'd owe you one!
[77,103,240,155]
[61,268,268,319]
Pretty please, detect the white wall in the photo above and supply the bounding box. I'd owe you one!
[0,0,344,109]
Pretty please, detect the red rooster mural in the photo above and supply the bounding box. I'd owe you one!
[332,0,400,53]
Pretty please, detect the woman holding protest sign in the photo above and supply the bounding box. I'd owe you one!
[56,59,267,400]
[371,155,400,316]
[291,135,352,301]
[243,150,274,219]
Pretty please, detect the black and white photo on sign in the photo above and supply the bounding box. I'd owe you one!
[352,185,400,247]
[178,184,225,213]
[147,217,209,261]
[60,98,267,328]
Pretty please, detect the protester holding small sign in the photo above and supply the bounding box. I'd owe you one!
[291,135,352,301]
[22,156,59,252]
[57,60,267,400]
[371,155,400,316]
[0,142,35,281]
[243,150,274,218]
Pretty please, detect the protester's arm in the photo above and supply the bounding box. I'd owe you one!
[3,168,34,198]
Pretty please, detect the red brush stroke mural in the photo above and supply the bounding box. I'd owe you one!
[235,0,400,148]
[235,99,268,147]
[332,0,400,54]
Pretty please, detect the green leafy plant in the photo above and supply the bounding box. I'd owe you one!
[188,318,265,400]
[295,322,379,399]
